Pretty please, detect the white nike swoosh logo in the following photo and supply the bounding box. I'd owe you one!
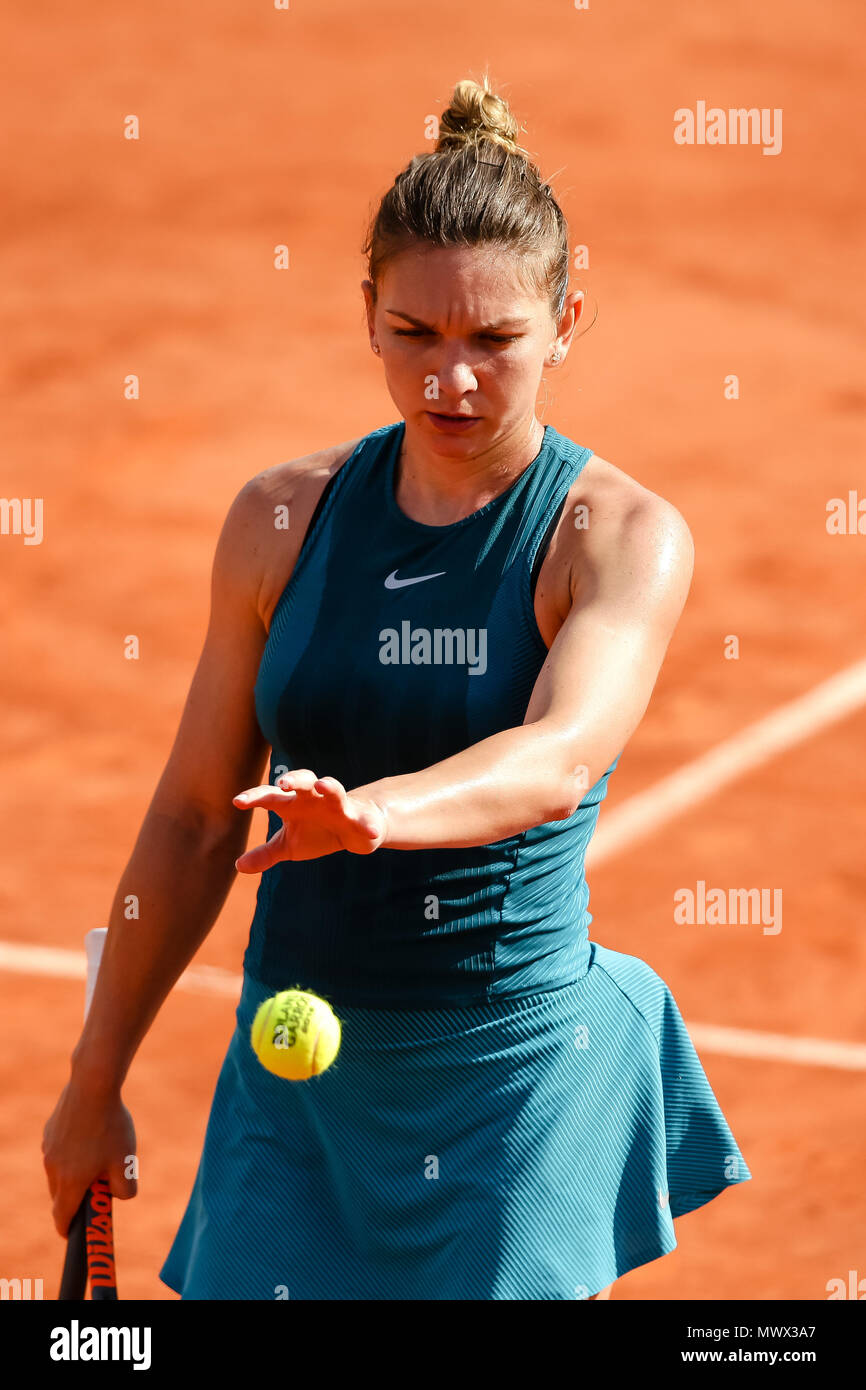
[658,1188,670,1209]
[384,569,447,590]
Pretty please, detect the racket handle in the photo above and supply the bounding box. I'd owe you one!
[86,1174,118,1299]
[58,1195,88,1300]
[58,930,118,1299]
[83,928,107,1016]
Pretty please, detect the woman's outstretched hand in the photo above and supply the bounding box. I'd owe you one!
[232,769,389,870]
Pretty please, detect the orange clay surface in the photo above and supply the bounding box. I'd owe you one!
[1,0,864,1300]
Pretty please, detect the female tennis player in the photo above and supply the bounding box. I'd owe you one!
[43,75,751,1300]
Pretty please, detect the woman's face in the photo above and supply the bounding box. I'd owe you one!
[363,244,568,456]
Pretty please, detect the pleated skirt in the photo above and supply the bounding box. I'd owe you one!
[160,941,751,1300]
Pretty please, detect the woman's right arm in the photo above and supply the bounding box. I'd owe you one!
[43,474,273,1236]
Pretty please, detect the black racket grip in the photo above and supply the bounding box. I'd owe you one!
[57,1178,118,1299]
[58,1194,88,1300]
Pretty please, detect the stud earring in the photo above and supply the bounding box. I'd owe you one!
[372,343,381,355]
[551,349,562,363]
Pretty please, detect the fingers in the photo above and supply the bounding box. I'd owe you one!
[43,1091,138,1236]
[233,769,327,812]
[52,1168,136,1238]
[340,798,389,853]
[52,1173,95,1238]
[232,784,295,812]
[232,771,375,868]
[310,775,347,806]
[276,769,322,793]
[42,1139,58,1203]
[106,1161,138,1202]
[53,1183,86,1239]
[235,824,288,875]
[233,772,347,819]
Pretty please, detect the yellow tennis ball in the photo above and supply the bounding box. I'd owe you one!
[250,989,341,1080]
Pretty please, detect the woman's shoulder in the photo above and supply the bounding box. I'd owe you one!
[217,434,370,632]
[553,445,694,606]
[571,450,690,530]
[245,432,370,511]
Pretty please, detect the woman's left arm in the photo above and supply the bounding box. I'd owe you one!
[355,493,695,850]
[233,492,694,867]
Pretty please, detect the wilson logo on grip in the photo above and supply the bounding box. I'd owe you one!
[86,1177,116,1288]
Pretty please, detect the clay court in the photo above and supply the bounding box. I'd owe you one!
[1,0,864,1299]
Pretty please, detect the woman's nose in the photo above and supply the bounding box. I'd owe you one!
[432,351,478,395]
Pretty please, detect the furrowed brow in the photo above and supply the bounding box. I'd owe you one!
[385,309,532,331]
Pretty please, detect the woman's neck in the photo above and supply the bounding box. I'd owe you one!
[395,415,546,527]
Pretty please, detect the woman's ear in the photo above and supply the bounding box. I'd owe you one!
[555,289,589,352]
[361,279,378,349]
[565,288,585,332]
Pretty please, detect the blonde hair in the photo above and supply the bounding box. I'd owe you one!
[363,74,570,321]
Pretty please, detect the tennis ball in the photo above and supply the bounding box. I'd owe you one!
[250,989,342,1080]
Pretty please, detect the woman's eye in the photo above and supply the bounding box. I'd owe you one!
[393,330,517,344]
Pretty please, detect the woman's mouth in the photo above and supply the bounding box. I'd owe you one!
[426,412,480,432]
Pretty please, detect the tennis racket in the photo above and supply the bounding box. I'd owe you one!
[58,927,118,1300]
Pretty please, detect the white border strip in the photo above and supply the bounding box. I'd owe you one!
[588,656,866,865]
[1,943,864,1070]
[687,1022,866,1071]
[0,942,242,999]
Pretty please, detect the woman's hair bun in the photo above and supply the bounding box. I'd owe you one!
[435,75,530,159]
[364,71,571,323]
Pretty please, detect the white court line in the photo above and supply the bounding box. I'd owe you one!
[687,1023,866,1072]
[2,658,865,1071]
[1,942,865,1070]
[0,942,241,999]
[588,655,866,865]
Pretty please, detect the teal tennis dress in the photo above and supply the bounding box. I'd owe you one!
[160,421,751,1300]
